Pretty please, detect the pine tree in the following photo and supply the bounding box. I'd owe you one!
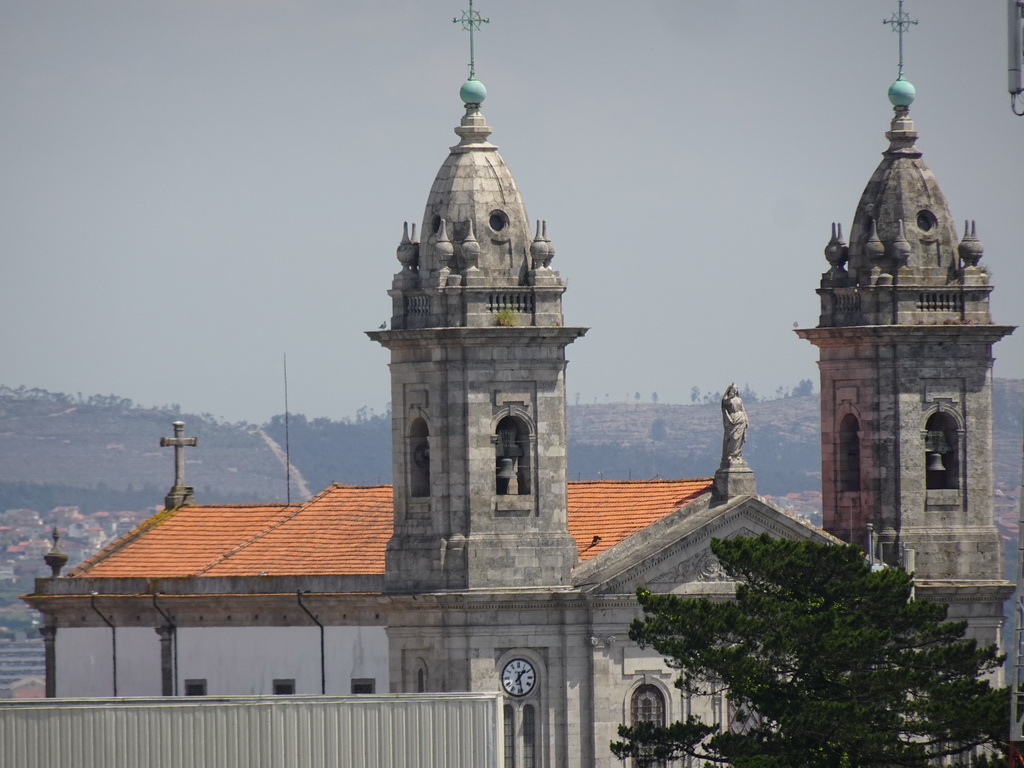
[612,535,1008,768]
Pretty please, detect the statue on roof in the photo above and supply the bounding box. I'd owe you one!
[720,383,748,466]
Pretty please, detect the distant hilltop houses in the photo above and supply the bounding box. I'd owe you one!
[1,506,152,578]
[0,504,157,699]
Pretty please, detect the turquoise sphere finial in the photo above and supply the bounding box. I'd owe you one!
[888,76,915,107]
[460,77,487,106]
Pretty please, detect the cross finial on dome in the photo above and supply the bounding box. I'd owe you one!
[453,0,490,81]
[883,0,918,82]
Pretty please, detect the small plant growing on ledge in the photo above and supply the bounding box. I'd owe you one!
[494,308,516,327]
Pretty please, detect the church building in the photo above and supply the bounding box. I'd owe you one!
[23,11,1011,768]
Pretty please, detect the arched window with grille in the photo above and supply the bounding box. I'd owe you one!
[630,684,666,767]
[631,683,666,725]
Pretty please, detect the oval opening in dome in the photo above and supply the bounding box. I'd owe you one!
[489,210,508,232]
[431,214,442,234]
[916,210,936,232]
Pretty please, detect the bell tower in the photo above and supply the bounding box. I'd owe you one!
[796,46,1014,646]
[368,76,586,592]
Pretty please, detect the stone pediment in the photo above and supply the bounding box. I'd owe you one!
[573,494,837,596]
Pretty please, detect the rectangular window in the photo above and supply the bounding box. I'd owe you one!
[272,679,295,695]
[351,678,375,694]
[184,679,207,696]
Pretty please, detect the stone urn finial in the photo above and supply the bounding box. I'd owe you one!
[397,221,420,271]
[958,220,984,268]
[824,222,848,273]
[44,527,69,578]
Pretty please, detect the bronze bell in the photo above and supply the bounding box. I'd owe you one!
[496,457,516,495]
[926,452,946,472]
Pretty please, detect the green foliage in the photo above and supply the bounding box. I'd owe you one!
[494,307,516,327]
[791,378,814,398]
[611,535,1007,768]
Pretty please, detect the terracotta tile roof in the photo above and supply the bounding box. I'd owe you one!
[70,479,712,579]
[568,479,712,561]
[198,485,392,577]
[69,503,299,578]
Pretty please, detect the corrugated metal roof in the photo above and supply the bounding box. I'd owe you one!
[0,693,503,768]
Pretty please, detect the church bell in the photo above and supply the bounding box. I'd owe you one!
[926,451,946,473]
[496,457,516,495]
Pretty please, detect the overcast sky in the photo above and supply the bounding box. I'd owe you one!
[1,1,1020,424]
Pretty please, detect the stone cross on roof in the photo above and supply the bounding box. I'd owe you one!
[160,420,197,508]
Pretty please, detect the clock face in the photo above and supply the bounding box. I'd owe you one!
[501,658,536,697]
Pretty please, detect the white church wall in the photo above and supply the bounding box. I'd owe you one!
[118,627,162,696]
[56,627,160,697]
[176,626,389,696]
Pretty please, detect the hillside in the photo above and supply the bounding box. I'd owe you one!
[2,381,1020,512]
[0,388,285,508]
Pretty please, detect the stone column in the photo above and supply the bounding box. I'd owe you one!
[39,625,57,698]
[155,625,175,696]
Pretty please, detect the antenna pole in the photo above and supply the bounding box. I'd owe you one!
[284,353,292,505]
[1011,0,1024,115]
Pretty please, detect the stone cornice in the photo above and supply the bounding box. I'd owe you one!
[795,324,1015,347]
[29,574,384,597]
[367,326,588,349]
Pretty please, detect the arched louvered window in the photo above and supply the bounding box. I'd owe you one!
[409,418,430,497]
[839,413,861,492]
[495,416,531,495]
[523,704,536,768]
[504,704,516,767]
[925,412,959,490]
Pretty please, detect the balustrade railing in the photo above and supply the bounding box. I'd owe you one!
[833,291,861,314]
[404,295,431,316]
[487,291,535,314]
[916,290,963,313]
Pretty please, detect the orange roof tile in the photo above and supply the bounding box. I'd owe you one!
[69,503,299,578]
[70,479,712,579]
[568,479,712,561]
[199,485,393,577]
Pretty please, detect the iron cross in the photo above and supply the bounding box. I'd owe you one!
[160,421,197,488]
[883,0,918,79]
[453,0,489,79]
